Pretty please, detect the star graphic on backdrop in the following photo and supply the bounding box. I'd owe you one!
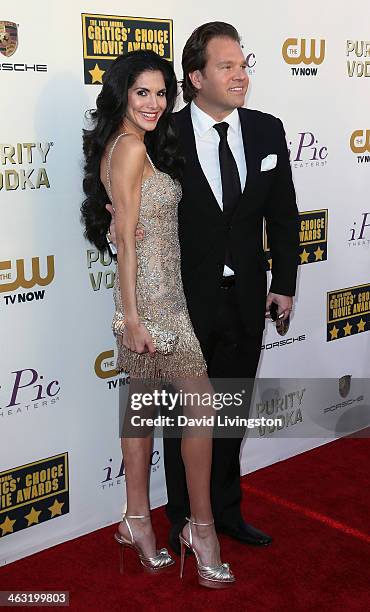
[357,318,366,332]
[24,507,42,526]
[89,63,105,84]
[343,321,352,336]
[329,325,339,340]
[314,246,324,261]
[0,516,16,536]
[300,249,310,264]
[48,499,64,518]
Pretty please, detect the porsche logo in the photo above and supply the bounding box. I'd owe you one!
[0,21,18,57]
[339,375,351,399]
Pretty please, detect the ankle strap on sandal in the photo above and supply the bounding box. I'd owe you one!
[125,514,150,519]
[186,516,214,527]
[123,514,150,544]
[185,517,214,547]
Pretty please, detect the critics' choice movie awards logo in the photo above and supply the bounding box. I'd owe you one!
[264,210,328,267]
[350,130,370,164]
[87,249,115,291]
[0,20,47,73]
[0,454,69,538]
[0,256,55,305]
[288,132,328,168]
[94,350,129,390]
[0,367,61,418]
[82,13,173,84]
[327,284,370,342]
[282,38,325,76]
[0,142,53,191]
[346,40,370,77]
[349,212,370,248]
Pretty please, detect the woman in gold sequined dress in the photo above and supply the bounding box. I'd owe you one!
[81,51,234,587]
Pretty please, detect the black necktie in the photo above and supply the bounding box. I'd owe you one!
[213,122,241,270]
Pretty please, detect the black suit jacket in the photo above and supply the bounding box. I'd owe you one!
[174,104,300,339]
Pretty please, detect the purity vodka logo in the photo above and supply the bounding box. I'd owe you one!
[0,142,53,191]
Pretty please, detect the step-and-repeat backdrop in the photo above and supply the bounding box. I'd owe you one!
[1,1,369,565]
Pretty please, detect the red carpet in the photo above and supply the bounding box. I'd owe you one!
[1,437,370,611]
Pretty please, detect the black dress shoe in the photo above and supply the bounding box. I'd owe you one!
[215,520,272,546]
[168,521,191,556]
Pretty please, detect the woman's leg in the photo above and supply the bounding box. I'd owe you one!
[117,378,157,557]
[172,374,221,567]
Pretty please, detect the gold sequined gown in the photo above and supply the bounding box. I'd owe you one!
[107,134,207,382]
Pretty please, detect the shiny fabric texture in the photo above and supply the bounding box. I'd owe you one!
[107,133,207,382]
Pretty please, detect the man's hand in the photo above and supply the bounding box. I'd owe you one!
[265,292,293,321]
[105,203,144,247]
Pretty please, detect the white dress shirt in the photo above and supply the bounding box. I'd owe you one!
[190,101,247,276]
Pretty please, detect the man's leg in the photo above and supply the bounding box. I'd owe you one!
[207,285,271,545]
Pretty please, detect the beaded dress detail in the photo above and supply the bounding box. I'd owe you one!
[106,133,207,382]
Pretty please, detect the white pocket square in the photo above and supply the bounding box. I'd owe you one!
[260,154,277,171]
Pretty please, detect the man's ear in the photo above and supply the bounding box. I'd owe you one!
[188,69,202,92]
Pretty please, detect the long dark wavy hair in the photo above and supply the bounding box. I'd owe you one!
[81,50,182,251]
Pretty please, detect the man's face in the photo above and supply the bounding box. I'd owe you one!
[190,36,249,114]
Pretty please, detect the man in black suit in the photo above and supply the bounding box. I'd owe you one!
[108,22,299,552]
[163,22,299,552]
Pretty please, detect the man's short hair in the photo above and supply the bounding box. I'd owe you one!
[181,21,241,103]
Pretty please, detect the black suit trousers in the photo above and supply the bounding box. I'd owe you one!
[163,285,263,526]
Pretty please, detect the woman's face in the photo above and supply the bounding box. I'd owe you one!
[125,69,167,133]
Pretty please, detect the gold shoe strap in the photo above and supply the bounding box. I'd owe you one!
[123,514,150,544]
[185,516,215,547]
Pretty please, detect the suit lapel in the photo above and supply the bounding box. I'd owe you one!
[177,105,223,218]
[238,107,260,195]
[176,105,262,218]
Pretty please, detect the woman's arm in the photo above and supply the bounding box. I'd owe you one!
[108,135,155,354]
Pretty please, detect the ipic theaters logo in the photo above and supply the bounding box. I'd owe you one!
[87,249,115,291]
[349,212,370,248]
[94,350,129,390]
[288,132,328,168]
[0,367,61,418]
[350,130,370,164]
[82,13,173,84]
[0,20,47,73]
[346,40,370,77]
[101,451,160,490]
[255,388,306,436]
[264,210,328,268]
[327,283,370,342]
[0,142,53,191]
[0,256,55,305]
[0,454,69,539]
[282,38,325,76]
[244,51,256,75]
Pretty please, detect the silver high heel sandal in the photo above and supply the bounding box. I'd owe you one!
[179,517,235,588]
[114,514,175,574]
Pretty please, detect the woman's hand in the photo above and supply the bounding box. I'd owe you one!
[120,321,156,355]
[106,203,144,243]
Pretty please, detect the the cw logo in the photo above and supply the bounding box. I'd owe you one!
[350,130,370,153]
[282,38,326,65]
[0,256,55,293]
[94,350,118,379]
